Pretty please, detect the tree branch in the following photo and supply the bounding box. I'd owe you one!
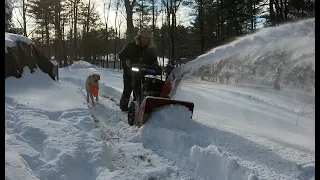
[131,0,137,9]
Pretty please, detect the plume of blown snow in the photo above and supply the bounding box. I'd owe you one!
[173,18,315,93]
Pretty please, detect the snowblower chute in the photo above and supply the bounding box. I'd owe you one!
[127,64,194,127]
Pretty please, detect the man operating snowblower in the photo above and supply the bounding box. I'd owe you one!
[118,28,160,111]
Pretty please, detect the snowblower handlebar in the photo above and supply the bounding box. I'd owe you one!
[131,64,162,76]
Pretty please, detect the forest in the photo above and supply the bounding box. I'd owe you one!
[5,0,314,68]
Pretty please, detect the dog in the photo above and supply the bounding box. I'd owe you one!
[85,73,100,106]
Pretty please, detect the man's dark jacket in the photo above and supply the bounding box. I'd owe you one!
[118,41,158,75]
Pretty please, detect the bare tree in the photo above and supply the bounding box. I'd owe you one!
[196,0,204,53]
[114,0,120,69]
[53,0,68,67]
[162,0,184,65]
[22,0,27,36]
[124,0,137,41]
[72,0,80,61]
[103,0,112,67]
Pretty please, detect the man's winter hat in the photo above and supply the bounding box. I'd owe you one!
[135,28,155,48]
[137,29,153,38]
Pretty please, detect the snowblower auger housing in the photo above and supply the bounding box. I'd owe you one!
[127,64,194,127]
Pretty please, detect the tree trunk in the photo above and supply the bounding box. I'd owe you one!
[105,0,112,68]
[170,5,175,65]
[22,0,27,36]
[45,16,50,58]
[140,0,144,29]
[54,0,67,67]
[216,1,220,44]
[124,0,136,42]
[118,24,121,70]
[284,0,288,20]
[105,23,109,68]
[274,0,280,24]
[152,0,155,34]
[250,0,254,31]
[166,0,171,64]
[73,0,79,61]
[269,0,276,26]
[198,0,204,53]
[114,0,119,69]
[220,0,224,43]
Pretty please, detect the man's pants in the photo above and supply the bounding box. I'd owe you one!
[119,74,141,110]
[120,74,133,110]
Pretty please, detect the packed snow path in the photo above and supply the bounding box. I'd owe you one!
[5,68,194,180]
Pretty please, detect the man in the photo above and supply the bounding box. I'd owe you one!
[118,29,159,111]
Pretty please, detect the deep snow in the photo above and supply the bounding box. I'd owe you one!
[5,19,314,180]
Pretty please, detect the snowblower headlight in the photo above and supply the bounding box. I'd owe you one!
[132,67,139,72]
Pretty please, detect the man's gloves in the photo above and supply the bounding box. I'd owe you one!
[126,59,131,67]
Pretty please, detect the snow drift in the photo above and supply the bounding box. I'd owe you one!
[141,105,314,180]
[5,68,115,180]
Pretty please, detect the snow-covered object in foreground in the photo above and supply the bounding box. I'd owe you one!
[5,32,33,53]
[5,32,57,80]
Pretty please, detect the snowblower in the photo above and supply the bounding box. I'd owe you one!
[127,64,194,127]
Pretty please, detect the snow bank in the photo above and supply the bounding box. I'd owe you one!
[5,67,85,111]
[69,60,97,69]
[5,151,39,180]
[60,60,124,96]
[141,105,311,180]
[141,106,255,180]
[6,66,53,86]
[5,68,115,180]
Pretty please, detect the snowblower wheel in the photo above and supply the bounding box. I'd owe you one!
[128,101,140,126]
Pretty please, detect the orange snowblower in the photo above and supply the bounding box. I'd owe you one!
[127,64,194,127]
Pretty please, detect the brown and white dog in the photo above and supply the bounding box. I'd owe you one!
[85,73,100,106]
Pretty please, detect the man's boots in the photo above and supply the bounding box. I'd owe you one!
[119,95,129,111]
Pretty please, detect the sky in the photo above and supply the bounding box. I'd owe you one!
[94,0,195,30]
[11,0,195,37]
[10,0,268,38]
